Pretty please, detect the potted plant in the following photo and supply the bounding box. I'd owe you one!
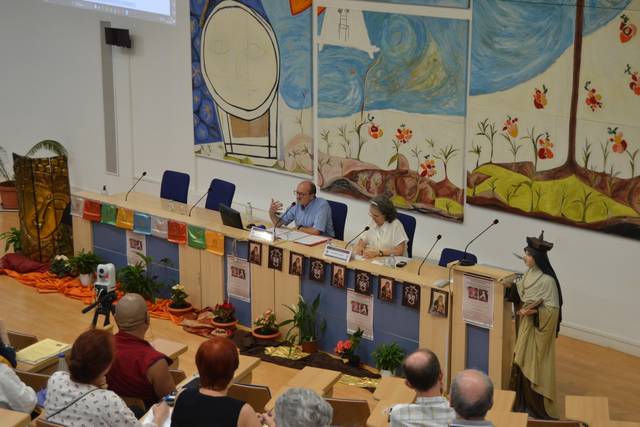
[372,342,406,376]
[0,227,21,253]
[212,300,237,328]
[335,328,364,367]
[117,252,169,302]
[70,250,102,286]
[281,295,326,353]
[168,283,192,315]
[252,309,283,341]
[0,140,68,210]
[50,254,72,278]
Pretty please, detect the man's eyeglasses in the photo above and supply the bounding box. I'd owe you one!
[294,191,310,197]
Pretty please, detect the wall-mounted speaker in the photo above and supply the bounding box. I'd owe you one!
[105,27,132,48]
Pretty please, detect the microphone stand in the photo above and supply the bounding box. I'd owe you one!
[273,202,296,240]
[124,171,147,201]
[188,187,213,216]
[344,226,370,249]
[417,234,442,275]
[459,219,499,266]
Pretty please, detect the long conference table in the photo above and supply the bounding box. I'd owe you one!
[72,190,515,388]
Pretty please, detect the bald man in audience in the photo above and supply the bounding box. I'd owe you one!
[449,369,494,426]
[389,349,455,427]
[106,293,175,408]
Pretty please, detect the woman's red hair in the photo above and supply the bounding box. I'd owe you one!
[69,329,115,384]
[196,337,239,390]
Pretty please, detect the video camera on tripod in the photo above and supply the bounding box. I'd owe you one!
[82,263,118,328]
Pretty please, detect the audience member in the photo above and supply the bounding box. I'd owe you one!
[0,319,37,414]
[171,336,261,427]
[107,293,175,408]
[389,349,454,427]
[354,195,409,258]
[449,369,494,426]
[261,387,332,427]
[269,180,334,237]
[44,329,169,426]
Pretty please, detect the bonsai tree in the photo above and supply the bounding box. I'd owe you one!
[281,295,327,346]
[0,227,21,253]
[372,342,406,375]
[117,252,169,302]
[70,250,102,275]
[169,283,189,309]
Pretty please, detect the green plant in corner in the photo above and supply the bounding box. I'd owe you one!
[0,227,21,253]
[372,342,406,374]
[70,250,102,275]
[117,252,171,302]
[280,294,326,345]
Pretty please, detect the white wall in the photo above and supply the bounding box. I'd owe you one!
[0,0,637,355]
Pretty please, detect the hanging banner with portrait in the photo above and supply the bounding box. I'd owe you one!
[462,273,494,329]
[227,255,251,303]
[346,289,373,340]
[125,230,147,266]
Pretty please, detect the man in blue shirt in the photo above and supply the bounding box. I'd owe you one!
[269,180,334,237]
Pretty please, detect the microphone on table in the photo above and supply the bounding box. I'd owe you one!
[344,226,370,249]
[124,171,147,201]
[188,186,214,217]
[417,234,442,275]
[274,202,296,238]
[459,219,499,266]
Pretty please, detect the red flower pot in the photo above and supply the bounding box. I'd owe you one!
[251,329,281,341]
[211,317,238,329]
[168,303,193,316]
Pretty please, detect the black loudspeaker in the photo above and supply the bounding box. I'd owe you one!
[105,27,132,48]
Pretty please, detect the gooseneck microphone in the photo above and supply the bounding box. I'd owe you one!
[418,234,442,275]
[124,171,147,201]
[188,186,214,217]
[345,226,370,249]
[459,219,499,266]
[274,202,296,238]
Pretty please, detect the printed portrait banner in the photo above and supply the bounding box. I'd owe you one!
[289,252,304,276]
[308,257,326,282]
[331,264,345,289]
[100,203,117,225]
[205,230,225,255]
[402,283,421,310]
[70,195,84,217]
[346,289,374,340]
[354,270,372,295]
[227,255,251,303]
[125,230,147,266]
[151,216,168,239]
[115,207,134,230]
[268,246,284,271]
[462,273,494,329]
[133,212,152,235]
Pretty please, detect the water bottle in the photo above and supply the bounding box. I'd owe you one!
[57,353,68,372]
[100,185,109,196]
[389,254,396,268]
[245,202,253,222]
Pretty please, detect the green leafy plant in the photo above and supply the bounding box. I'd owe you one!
[170,283,189,308]
[254,309,286,335]
[335,328,364,359]
[50,255,72,277]
[372,342,406,373]
[117,252,169,302]
[70,250,102,275]
[213,300,236,323]
[281,295,327,344]
[0,140,68,182]
[0,227,21,253]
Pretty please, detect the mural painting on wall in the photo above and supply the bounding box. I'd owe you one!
[359,0,469,7]
[316,5,469,221]
[190,0,313,177]
[467,0,640,239]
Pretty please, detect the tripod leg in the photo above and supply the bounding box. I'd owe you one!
[92,307,100,329]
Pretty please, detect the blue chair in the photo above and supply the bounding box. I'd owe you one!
[327,200,348,241]
[205,178,236,212]
[438,248,477,267]
[396,212,416,258]
[160,170,190,204]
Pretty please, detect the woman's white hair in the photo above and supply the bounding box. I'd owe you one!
[274,387,333,427]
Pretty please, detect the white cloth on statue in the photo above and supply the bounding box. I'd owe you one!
[361,219,409,257]
[0,363,37,413]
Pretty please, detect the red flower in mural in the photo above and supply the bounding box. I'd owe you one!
[533,85,548,109]
[368,123,383,139]
[419,158,437,177]
[395,124,413,144]
[619,14,637,43]
[502,116,518,138]
[584,81,603,111]
[608,127,628,153]
[537,133,554,159]
[624,64,640,96]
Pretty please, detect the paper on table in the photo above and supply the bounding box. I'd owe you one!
[16,338,70,365]
[294,234,331,246]
[141,406,173,427]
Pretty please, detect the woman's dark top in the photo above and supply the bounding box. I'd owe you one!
[171,387,245,427]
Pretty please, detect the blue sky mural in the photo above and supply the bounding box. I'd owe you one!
[364,0,468,7]
[471,0,630,95]
[318,12,469,118]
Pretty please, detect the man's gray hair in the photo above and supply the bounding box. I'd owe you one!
[274,387,333,427]
[450,369,494,419]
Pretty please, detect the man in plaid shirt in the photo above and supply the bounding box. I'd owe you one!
[390,349,455,427]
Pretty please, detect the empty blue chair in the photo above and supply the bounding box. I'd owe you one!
[396,212,416,258]
[327,200,348,241]
[160,170,190,204]
[205,178,236,212]
[438,248,477,267]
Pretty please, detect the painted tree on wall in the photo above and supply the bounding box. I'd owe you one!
[467,0,640,239]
